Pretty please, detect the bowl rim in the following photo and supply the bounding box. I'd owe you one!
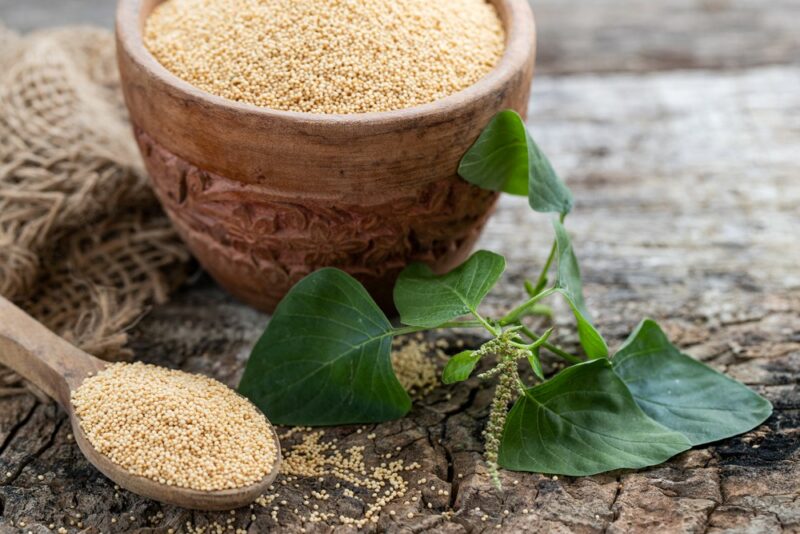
[116,0,536,126]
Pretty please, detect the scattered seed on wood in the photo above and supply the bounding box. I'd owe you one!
[261,429,412,528]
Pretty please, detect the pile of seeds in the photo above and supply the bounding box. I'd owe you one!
[391,335,446,397]
[71,362,278,492]
[144,0,505,114]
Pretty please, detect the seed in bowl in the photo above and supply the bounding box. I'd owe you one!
[144,0,506,114]
[71,362,277,492]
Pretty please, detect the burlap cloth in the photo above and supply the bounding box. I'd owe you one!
[0,24,191,397]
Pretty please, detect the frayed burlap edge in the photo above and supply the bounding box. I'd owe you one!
[0,23,191,395]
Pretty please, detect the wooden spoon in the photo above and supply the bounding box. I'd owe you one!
[0,296,281,510]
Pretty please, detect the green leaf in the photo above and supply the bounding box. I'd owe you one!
[525,327,552,380]
[238,269,410,426]
[556,289,609,360]
[524,279,539,297]
[442,350,480,384]
[458,109,573,215]
[458,110,528,196]
[613,319,773,446]
[553,219,588,316]
[527,348,544,380]
[552,219,609,358]
[394,250,505,328]
[498,359,692,476]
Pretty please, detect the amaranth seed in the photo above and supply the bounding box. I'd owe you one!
[71,362,278,492]
[144,0,505,114]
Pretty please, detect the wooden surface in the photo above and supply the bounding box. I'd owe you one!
[2,1,800,533]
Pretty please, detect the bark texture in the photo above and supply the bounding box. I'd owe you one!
[2,2,800,533]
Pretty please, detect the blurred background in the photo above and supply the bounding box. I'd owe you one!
[1,0,798,74]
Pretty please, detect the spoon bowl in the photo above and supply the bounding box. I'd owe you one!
[0,296,281,510]
[69,412,281,510]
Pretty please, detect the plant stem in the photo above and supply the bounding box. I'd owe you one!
[391,320,485,337]
[543,342,584,365]
[499,288,556,326]
[531,239,557,296]
[473,310,501,336]
[511,327,554,350]
[519,326,583,364]
[439,320,485,330]
[530,213,567,296]
[528,304,555,320]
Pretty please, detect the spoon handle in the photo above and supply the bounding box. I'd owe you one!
[0,296,105,407]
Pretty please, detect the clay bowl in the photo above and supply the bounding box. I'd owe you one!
[116,0,537,313]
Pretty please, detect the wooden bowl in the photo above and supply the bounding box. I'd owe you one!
[116,0,536,312]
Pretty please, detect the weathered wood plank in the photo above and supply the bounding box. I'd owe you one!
[534,0,800,74]
[1,66,799,532]
[0,0,115,31]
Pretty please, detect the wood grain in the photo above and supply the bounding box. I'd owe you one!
[534,0,800,75]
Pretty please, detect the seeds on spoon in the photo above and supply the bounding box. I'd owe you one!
[71,362,277,492]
